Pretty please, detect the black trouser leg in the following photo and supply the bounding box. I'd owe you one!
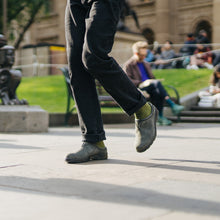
[82,0,146,115]
[65,0,105,142]
[65,0,146,142]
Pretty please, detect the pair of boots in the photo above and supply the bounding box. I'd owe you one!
[158,103,184,126]
[66,103,158,164]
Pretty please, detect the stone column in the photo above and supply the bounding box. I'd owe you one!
[213,0,220,45]
[56,0,66,44]
[155,0,170,43]
[169,0,178,43]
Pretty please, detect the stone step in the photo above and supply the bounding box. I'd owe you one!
[168,116,220,123]
[180,111,220,117]
[191,106,220,111]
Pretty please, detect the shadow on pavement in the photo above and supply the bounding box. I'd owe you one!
[157,135,220,140]
[0,143,46,150]
[0,176,219,216]
[86,159,220,175]
[152,158,220,165]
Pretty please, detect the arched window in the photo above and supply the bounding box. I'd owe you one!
[142,28,155,45]
[195,20,212,42]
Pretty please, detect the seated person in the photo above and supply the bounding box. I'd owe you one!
[174,34,196,69]
[180,33,196,56]
[187,40,213,70]
[154,40,176,69]
[198,64,220,107]
[145,49,155,62]
[213,52,220,66]
[123,41,184,125]
[196,29,210,45]
[144,42,155,62]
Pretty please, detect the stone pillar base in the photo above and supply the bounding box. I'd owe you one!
[0,106,49,133]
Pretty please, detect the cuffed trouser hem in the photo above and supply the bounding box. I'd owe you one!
[82,131,106,143]
[125,96,147,116]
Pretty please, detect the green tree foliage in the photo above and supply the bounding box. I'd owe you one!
[0,0,50,49]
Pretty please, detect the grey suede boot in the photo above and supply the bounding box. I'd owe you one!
[66,142,108,163]
[134,103,158,153]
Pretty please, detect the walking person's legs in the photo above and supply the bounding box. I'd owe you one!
[65,0,158,163]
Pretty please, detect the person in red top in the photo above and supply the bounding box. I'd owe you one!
[187,40,213,70]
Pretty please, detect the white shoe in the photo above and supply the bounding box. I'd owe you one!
[186,64,199,70]
[191,64,199,70]
[186,65,192,70]
[204,62,214,69]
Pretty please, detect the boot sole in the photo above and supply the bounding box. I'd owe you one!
[66,152,108,164]
[136,109,158,153]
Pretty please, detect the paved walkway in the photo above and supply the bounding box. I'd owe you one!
[0,123,220,220]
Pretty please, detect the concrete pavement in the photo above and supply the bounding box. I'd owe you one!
[0,123,220,220]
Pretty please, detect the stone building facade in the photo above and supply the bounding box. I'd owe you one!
[25,0,220,45]
[127,0,218,45]
[18,0,220,74]
[25,0,66,45]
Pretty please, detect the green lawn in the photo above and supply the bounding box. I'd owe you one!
[153,69,212,98]
[14,68,212,113]
[17,75,69,113]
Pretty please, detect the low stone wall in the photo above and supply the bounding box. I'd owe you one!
[49,113,134,127]
[0,106,49,132]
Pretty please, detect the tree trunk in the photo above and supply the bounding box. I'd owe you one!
[14,2,43,49]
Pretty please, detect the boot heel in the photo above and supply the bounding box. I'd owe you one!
[90,152,108,160]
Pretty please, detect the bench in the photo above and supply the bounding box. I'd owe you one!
[60,67,118,124]
[60,67,76,124]
[60,67,180,124]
